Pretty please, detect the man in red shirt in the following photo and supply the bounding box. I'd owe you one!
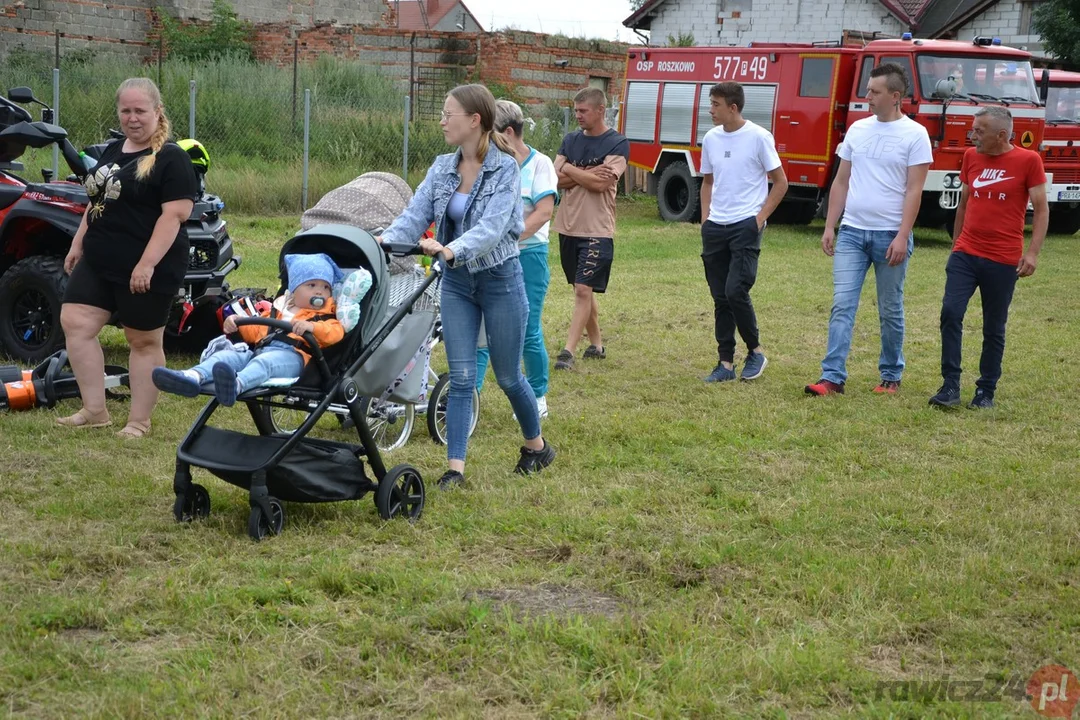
[929,106,1047,409]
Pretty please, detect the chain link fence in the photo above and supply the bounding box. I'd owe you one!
[0,41,592,216]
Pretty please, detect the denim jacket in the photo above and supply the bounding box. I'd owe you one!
[381,141,524,273]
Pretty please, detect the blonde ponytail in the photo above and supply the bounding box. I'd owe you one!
[491,129,515,157]
[135,112,171,180]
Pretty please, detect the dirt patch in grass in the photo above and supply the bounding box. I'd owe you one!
[468,584,625,620]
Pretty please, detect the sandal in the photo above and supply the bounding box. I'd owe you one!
[56,408,112,429]
[116,420,151,439]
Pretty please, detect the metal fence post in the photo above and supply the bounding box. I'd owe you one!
[562,106,570,137]
[302,88,311,211]
[189,80,196,139]
[52,68,60,177]
[403,95,411,180]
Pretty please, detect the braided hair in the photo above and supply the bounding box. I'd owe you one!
[115,78,172,181]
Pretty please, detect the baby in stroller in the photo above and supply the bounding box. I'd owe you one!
[153,253,353,406]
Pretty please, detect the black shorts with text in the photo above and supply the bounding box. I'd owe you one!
[558,234,614,293]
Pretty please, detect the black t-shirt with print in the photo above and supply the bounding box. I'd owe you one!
[82,140,198,293]
[556,128,629,169]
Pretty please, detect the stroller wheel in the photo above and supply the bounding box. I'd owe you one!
[376,464,425,521]
[174,483,211,522]
[360,396,415,452]
[427,372,480,445]
[248,497,286,541]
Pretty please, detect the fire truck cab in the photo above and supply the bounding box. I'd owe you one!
[1042,69,1080,234]
[621,36,1046,229]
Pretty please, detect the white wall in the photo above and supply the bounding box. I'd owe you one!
[645,0,905,46]
[954,0,1045,56]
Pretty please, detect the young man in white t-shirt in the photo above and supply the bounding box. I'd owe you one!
[699,82,788,383]
[805,63,933,396]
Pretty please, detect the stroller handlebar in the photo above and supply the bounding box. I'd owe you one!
[380,241,423,256]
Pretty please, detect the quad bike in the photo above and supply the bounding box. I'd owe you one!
[0,85,240,363]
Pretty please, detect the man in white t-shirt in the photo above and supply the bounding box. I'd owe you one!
[805,63,932,397]
[699,82,788,383]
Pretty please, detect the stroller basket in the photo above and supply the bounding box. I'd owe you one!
[187,427,371,504]
[387,264,440,313]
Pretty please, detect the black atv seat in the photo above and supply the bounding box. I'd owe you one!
[0,183,23,211]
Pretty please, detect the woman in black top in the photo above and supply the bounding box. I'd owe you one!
[57,77,197,438]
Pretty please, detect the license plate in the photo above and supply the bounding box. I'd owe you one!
[1058,190,1080,201]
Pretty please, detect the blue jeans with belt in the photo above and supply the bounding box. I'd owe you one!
[476,244,550,398]
[820,226,913,384]
[441,257,540,463]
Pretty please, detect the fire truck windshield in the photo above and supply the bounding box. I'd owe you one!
[915,55,1039,104]
[1047,85,1080,123]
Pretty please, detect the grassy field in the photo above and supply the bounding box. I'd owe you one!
[1,197,1078,718]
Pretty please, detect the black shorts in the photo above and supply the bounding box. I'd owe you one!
[558,234,614,293]
[64,261,175,331]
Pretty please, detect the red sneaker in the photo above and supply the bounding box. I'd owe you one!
[873,380,901,394]
[805,379,845,396]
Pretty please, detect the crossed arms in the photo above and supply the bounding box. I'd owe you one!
[555,155,626,192]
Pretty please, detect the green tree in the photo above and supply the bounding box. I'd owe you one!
[1032,0,1080,65]
[629,0,647,9]
[158,0,254,62]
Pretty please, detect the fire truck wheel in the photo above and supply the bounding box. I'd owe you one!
[1048,204,1080,235]
[657,161,701,223]
[770,201,817,226]
[0,255,68,363]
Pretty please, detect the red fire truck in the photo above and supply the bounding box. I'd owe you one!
[1043,69,1080,234]
[620,36,1047,229]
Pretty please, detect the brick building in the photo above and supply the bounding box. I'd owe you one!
[0,0,627,107]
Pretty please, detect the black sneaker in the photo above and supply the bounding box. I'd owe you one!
[928,383,961,408]
[969,388,995,409]
[582,345,606,360]
[554,349,574,371]
[514,440,556,475]
[436,470,464,490]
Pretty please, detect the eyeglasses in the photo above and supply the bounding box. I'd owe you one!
[440,111,474,120]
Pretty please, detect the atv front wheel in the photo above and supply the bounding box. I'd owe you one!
[0,256,68,363]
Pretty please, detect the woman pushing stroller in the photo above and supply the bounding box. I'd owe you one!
[152,253,348,405]
[379,84,556,488]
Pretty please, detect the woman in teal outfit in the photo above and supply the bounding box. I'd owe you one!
[476,100,558,418]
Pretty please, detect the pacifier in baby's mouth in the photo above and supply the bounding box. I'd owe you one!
[310,296,326,309]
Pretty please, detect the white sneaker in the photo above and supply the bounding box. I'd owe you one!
[513,395,548,421]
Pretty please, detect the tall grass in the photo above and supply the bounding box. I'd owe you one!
[1,51,570,214]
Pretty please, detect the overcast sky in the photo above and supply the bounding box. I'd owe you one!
[462,0,643,43]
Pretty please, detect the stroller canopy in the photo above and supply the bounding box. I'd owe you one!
[301,172,413,234]
[278,224,389,349]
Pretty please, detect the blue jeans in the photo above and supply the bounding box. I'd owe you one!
[476,244,550,397]
[190,340,304,392]
[940,251,1017,393]
[441,258,540,463]
[821,226,913,384]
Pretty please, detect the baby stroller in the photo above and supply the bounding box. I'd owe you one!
[171,224,442,540]
[283,172,479,451]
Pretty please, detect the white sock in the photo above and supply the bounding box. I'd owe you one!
[183,369,202,382]
[235,379,244,395]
